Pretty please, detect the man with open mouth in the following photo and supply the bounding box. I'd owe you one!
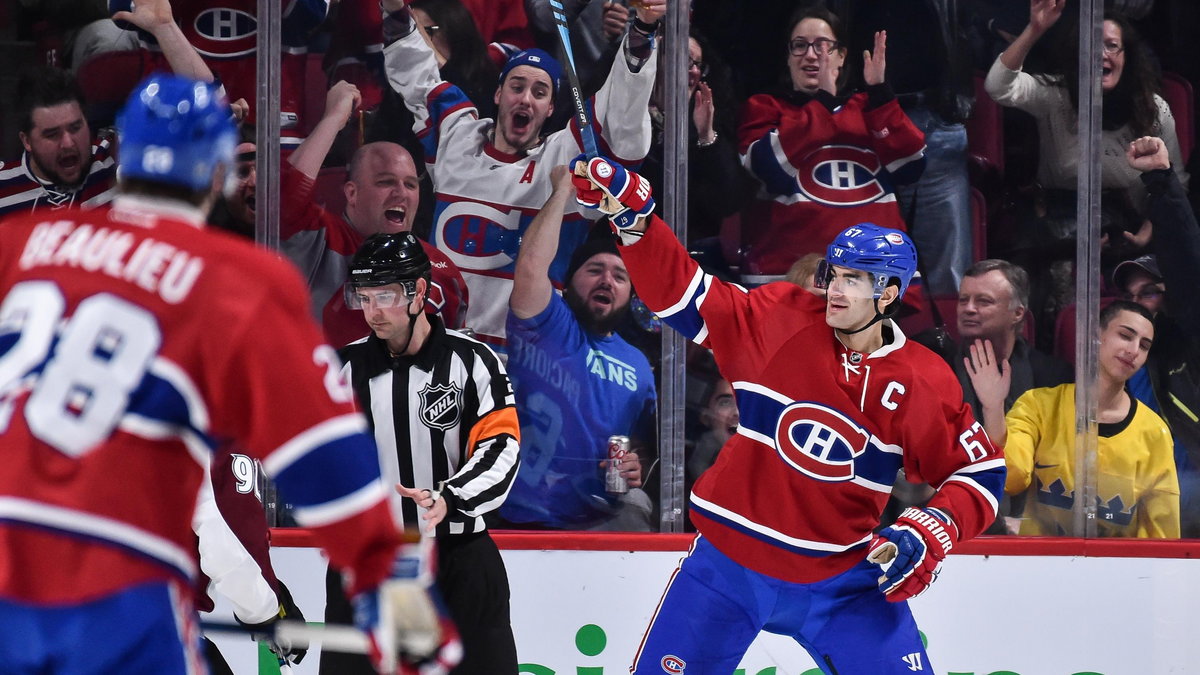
[500,167,657,532]
[380,0,667,353]
[2,0,228,218]
[280,80,470,349]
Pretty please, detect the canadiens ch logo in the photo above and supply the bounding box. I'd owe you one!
[660,655,686,673]
[775,402,870,481]
[796,145,886,207]
[418,383,462,431]
[192,8,258,58]
[436,202,521,270]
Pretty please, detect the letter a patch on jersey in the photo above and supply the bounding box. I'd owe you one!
[419,382,462,431]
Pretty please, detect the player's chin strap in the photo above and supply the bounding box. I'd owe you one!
[837,297,894,336]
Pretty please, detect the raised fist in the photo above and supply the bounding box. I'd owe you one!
[570,154,655,231]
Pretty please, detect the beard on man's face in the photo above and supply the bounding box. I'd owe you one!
[564,284,630,336]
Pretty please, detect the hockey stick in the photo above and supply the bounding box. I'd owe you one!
[201,619,370,654]
[548,0,600,158]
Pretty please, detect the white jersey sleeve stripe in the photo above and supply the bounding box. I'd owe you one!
[289,480,390,528]
[942,474,1001,516]
[262,413,369,476]
[690,494,873,554]
[0,496,197,579]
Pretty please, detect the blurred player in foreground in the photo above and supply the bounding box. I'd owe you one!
[0,74,451,674]
[569,155,1005,673]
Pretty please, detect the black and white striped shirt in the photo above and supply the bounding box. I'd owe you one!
[339,318,521,536]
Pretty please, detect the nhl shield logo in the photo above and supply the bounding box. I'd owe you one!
[419,383,462,431]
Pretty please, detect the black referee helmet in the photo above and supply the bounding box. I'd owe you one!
[348,232,432,288]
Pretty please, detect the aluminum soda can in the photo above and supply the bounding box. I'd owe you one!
[605,435,631,494]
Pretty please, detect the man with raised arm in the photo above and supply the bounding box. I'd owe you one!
[378,0,665,351]
[500,167,656,531]
[570,155,1005,673]
[282,80,469,349]
[1,0,219,218]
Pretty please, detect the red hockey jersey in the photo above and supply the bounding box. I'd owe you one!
[139,0,328,147]
[738,91,926,280]
[0,195,399,604]
[622,215,1004,584]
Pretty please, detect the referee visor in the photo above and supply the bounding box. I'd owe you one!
[345,281,419,310]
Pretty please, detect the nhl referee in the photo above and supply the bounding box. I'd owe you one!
[321,232,521,674]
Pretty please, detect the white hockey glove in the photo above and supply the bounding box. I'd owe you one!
[352,535,455,674]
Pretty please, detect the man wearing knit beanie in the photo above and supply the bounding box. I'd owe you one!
[498,167,658,531]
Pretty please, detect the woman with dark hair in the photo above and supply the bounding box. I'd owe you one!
[411,0,501,118]
[984,0,1188,342]
[735,4,927,287]
[985,0,1188,212]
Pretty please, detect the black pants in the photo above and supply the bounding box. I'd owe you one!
[203,636,234,675]
[320,531,518,675]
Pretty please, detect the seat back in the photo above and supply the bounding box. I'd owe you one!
[302,52,329,137]
[897,293,961,342]
[313,166,348,215]
[76,50,148,129]
[1161,71,1194,164]
[969,186,988,262]
[966,72,1005,180]
[1053,298,1117,366]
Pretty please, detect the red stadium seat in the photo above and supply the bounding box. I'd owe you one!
[897,293,961,342]
[76,50,149,128]
[1161,71,1193,164]
[969,186,988,262]
[1053,298,1117,366]
[313,166,348,215]
[302,52,329,137]
[966,72,1005,192]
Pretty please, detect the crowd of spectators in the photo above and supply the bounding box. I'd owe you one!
[5,0,1200,544]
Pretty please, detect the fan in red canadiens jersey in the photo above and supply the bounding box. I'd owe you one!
[570,155,1006,675]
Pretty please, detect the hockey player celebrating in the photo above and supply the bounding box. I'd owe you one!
[0,74,448,674]
[569,155,1006,673]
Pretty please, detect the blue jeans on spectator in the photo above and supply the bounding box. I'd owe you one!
[895,106,972,296]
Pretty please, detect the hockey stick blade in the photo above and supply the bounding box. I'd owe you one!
[548,0,599,158]
[201,619,370,654]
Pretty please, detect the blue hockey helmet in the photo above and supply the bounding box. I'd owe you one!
[817,223,918,300]
[116,74,237,192]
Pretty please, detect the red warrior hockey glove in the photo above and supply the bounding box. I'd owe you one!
[867,506,959,603]
[570,154,655,231]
